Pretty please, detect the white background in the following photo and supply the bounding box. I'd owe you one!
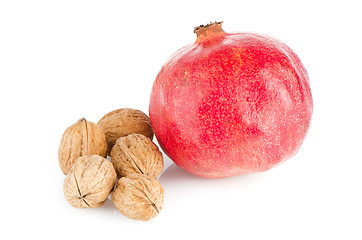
[1,0,361,239]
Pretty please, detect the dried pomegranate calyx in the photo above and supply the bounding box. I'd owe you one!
[194,21,225,44]
[194,21,223,33]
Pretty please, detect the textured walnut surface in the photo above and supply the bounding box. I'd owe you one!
[63,155,117,209]
[112,174,164,221]
[111,133,163,178]
[97,108,154,155]
[58,118,107,175]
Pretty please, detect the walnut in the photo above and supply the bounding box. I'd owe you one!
[63,155,117,209]
[97,108,154,156]
[111,133,163,178]
[58,118,107,175]
[112,174,164,221]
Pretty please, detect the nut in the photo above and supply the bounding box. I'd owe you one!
[112,174,164,221]
[58,118,107,175]
[111,133,163,178]
[63,155,117,209]
[97,108,154,155]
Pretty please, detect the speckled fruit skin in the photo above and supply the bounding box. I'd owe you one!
[149,22,313,178]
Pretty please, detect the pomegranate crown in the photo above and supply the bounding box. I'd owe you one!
[194,21,223,33]
[193,21,225,44]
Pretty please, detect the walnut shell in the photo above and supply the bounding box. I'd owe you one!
[58,118,107,175]
[97,108,154,156]
[112,174,164,221]
[63,155,117,209]
[111,133,163,178]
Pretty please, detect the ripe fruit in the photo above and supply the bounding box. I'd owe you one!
[149,22,313,178]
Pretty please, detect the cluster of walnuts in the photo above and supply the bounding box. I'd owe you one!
[58,108,164,221]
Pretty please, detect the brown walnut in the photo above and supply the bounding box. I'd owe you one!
[97,108,154,156]
[111,133,163,178]
[58,118,107,175]
[112,174,164,221]
[63,155,117,209]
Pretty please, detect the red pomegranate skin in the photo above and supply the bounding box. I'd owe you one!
[149,22,313,178]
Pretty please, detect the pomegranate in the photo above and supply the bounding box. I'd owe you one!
[149,22,313,178]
